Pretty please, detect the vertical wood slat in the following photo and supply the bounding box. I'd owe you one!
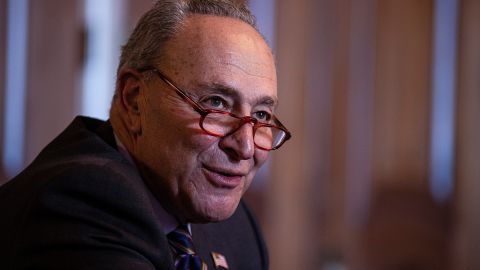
[344,0,377,266]
[303,0,352,265]
[325,0,350,259]
[372,0,433,189]
[454,0,480,269]
[25,0,83,164]
[267,0,309,268]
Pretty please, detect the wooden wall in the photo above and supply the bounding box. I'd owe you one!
[268,0,458,269]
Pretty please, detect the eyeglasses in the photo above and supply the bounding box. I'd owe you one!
[138,67,291,151]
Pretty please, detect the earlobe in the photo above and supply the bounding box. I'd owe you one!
[116,69,144,135]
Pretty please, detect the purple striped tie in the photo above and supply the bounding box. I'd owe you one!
[167,224,208,270]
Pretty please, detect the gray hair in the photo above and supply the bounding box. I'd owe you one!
[117,0,257,75]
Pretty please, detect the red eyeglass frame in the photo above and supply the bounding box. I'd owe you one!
[138,66,292,150]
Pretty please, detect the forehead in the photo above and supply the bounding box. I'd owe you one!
[158,14,277,103]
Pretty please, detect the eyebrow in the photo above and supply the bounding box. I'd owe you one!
[195,82,278,108]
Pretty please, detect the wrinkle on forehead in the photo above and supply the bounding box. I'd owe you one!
[215,47,276,81]
[193,81,278,108]
[218,59,276,81]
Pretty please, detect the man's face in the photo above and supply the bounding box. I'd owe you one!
[134,15,277,223]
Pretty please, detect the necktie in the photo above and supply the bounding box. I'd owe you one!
[167,224,208,270]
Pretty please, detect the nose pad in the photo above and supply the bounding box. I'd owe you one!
[219,122,255,160]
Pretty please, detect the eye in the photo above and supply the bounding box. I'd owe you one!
[252,111,272,122]
[201,96,229,110]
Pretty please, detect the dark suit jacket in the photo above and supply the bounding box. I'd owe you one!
[0,116,268,270]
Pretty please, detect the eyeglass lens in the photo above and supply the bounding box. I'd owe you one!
[201,112,286,150]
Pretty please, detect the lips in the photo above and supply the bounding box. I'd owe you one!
[202,165,246,189]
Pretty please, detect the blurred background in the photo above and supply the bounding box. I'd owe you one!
[0,0,479,269]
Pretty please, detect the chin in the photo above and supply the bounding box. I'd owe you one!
[187,195,241,223]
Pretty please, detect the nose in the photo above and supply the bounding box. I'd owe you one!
[219,122,255,160]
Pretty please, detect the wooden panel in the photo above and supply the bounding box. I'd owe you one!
[267,0,310,268]
[354,1,454,269]
[372,0,433,189]
[267,0,375,268]
[325,0,350,259]
[344,0,377,266]
[25,0,83,164]
[453,0,480,269]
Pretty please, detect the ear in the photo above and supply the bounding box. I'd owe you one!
[115,68,145,135]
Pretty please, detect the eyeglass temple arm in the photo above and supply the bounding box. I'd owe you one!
[273,116,292,140]
[139,66,207,114]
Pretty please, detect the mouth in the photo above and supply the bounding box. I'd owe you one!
[202,165,246,189]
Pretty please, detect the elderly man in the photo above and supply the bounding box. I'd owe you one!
[0,0,290,269]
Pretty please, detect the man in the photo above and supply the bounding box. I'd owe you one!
[0,0,291,269]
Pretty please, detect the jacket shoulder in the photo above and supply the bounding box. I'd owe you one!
[0,117,174,269]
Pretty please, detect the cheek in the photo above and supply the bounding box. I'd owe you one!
[147,110,206,155]
[189,131,220,153]
[254,150,270,167]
